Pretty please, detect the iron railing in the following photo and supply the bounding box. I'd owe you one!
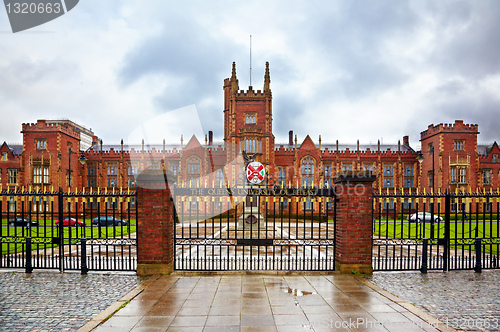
[173,182,337,271]
[373,191,500,272]
[0,187,137,273]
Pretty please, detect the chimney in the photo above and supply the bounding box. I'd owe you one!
[289,130,293,145]
[209,131,213,146]
[403,135,409,146]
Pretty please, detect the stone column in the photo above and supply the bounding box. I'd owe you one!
[136,169,174,276]
[334,171,376,274]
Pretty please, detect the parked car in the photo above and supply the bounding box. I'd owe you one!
[8,218,39,227]
[55,218,85,227]
[407,212,443,223]
[92,216,128,226]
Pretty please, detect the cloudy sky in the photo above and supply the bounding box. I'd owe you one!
[1,0,500,150]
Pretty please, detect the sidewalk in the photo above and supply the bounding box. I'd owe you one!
[369,270,500,332]
[80,273,455,332]
[0,270,143,332]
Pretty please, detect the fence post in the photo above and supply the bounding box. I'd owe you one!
[420,238,428,274]
[333,171,376,274]
[58,188,64,272]
[136,169,175,276]
[81,238,88,275]
[25,237,33,273]
[474,237,482,273]
[443,192,451,271]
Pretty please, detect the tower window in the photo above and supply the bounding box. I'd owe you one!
[454,140,464,151]
[36,139,47,150]
[245,115,256,124]
[241,139,261,153]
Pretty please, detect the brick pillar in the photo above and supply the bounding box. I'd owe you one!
[136,169,174,276]
[334,171,376,274]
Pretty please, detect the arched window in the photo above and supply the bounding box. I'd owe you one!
[301,157,315,187]
[187,156,201,186]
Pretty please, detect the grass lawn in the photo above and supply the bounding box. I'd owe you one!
[1,224,136,255]
[373,220,500,255]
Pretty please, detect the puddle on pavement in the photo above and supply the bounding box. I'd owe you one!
[282,287,317,297]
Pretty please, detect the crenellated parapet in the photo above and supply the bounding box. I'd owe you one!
[207,146,226,153]
[321,147,416,157]
[235,88,268,98]
[275,145,294,153]
[421,120,479,140]
[22,119,80,139]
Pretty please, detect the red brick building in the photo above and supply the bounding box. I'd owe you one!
[1,62,499,214]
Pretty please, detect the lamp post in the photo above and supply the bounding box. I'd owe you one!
[416,146,436,239]
[417,151,424,188]
[416,146,435,193]
[430,145,435,194]
[68,147,88,187]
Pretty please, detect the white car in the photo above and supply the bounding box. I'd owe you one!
[407,212,443,223]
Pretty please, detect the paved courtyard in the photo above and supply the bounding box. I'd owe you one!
[93,274,447,332]
[0,270,144,331]
[368,270,500,332]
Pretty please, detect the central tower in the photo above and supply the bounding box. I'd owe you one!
[223,62,275,170]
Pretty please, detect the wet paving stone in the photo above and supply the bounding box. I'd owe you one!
[0,270,144,331]
[368,270,500,332]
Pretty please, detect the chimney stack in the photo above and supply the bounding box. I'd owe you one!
[289,130,293,146]
[208,131,213,146]
[403,135,409,146]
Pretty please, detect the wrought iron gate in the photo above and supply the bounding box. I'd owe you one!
[0,188,137,273]
[173,185,336,271]
[373,191,500,272]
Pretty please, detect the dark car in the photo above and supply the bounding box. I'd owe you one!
[9,218,39,227]
[55,218,85,227]
[92,216,128,226]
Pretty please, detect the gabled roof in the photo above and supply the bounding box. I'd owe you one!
[478,143,498,156]
[0,142,22,156]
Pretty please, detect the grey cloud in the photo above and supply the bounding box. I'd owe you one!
[296,1,419,98]
[437,96,500,144]
[429,1,500,78]
[431,80,468,98]
[118,14,244,136]
[0,58,79,108]
[408,84,500,145]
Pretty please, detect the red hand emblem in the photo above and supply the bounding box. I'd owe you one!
[247,164,264,181]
